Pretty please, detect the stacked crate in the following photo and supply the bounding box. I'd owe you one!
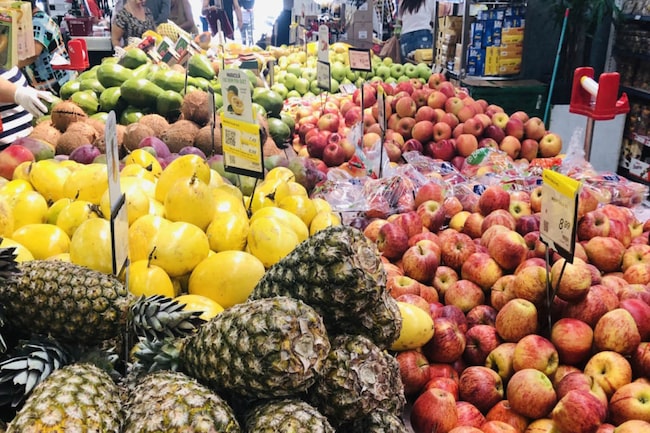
[345,1,375,49]
[436,16,462,69]
[467,5,525,77]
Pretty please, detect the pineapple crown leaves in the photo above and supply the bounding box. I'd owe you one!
[131,336,183,374]
[0,335,73,408]
[128,294,206,341]
[0,245,19,283]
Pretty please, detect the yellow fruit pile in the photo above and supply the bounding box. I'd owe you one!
[0,154,341,319]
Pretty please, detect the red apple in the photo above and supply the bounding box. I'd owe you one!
[495,298,538,342]
[395,97,417,118]
[584,350,633,398]
[555,371,608,408]
[612,420,650,433]
[485,342,517,384]
[499,135,522,159]
[551,257,592,302]
[402,240,441,284]
[504,117,525,140]
[563,283,619,327]
[463,324,502,366]
[632,342,650,378]
[607,381,650,425]
[520,138,540,161]
[433,265,459,299]
[481,420,519,433]
[441,231,477,272]
[550,318,594,366]
[458,366,504,414]
[387,274,421,299]
[455,401,486,429]
[479,186,511,216]
[460,252,503,291]
[619,298,650,340]
[444,279,485,313]
[321,142,347,167]
[488,229,529,271]
[539,132,563,157]
[456,134,479,157]
[551,390,607,433]
[423,375,460,400]
[466,305,497,328]
[417,200,446,233]
[411,388,458,433]
[492,112,509,129]
[427,90,448,109]
[396,349,431,396]
[377,222,409,260]
[593,308,641,355]
[422,317,467,364]
[507,368,557,419]
[512,334,559,376]
[524,116,546,140]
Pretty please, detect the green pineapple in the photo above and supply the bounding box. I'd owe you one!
[123,370,241,432]
[249,225,402,349]
[306,334,406,427]
[135,296,331,399]
[0,259,204,345]
[243,399,334,433]
[347,409,409,433]
[6,363,122,432]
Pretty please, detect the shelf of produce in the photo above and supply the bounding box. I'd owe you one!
[626,132,650,148]
[621,84,650,101]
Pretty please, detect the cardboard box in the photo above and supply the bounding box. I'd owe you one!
[350,21,373,42]
[470,21,485,48]
[498,46,523,59]
[485,46,499,75]
[498,57,522,75]
[353,0,374,23]
[503,17,524,29]
[453,55,462,72]
[501,27,524,43]
[437,32,457,45]
[439,16,463,33]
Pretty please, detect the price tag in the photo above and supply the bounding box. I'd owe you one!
[539,169,581,262]
[318,25,330,63]
[348,48,372,72]
[104,111,128,277]
[317,60,331,92]
[219,69,254,123]
[377,85,386,132]
[221,114,264,179]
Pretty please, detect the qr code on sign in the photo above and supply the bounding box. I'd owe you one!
[225,128,237,146]
[543,220,549,232]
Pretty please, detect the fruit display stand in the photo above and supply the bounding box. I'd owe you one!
[2,28,650,432]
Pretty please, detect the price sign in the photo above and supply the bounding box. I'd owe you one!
[318,25,330,63]
[539,169,581,262]
[105,111,128,277]
[221,114,264,179]
[219,69,254,123]
[348,48,372,72]
[317,60,331,92]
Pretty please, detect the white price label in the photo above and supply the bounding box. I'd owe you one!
[539,169,581,261]
[317,60,331,92]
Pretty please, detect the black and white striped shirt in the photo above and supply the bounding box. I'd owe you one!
[0,67,33,148]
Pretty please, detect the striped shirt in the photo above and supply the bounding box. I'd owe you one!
[0,67,33,148]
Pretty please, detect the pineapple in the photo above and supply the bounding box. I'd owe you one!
[0,258,204,345]
[135,296,331,399]
[306,334,406,427]
[123,370,241,432]
[0,336,72,409]
[347,409,409,433]
[243,399,334,433]
[6,363,122,433]
[249,225,402,349]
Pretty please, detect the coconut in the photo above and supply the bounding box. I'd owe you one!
[85,118,106,138]
[194,124,222,156]
[161,120,200,153]
[51,100,87,132]
[30,121,61,148]
[180,90,212,127]
[56,131,91,156]
[65,121,98,144]
[123,123,155,152]
[138,114,170,137]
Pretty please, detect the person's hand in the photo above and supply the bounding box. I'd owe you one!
[14,86,54,118]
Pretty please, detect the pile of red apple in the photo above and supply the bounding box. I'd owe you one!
[290,73,564,175]
[362,182,650,433]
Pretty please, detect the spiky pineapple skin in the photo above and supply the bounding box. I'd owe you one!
[307,334,406,426]
[243,399,335,433]
[123,370,241,433]
[347,409,409,433]
[249,225,401,349]
[0,260,132,344]
[181,296,330,399]
[6,363,122,433]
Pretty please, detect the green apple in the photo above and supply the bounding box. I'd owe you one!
[375,65,391,81]
[287,90,301,98]
[346,68,359,82]
[370,75,383,83]
[396,75,410,83]
[287,63,302,77]
[331,61,347,83]
[341,77,353,85]
[383,57,393,66]
[390,63,404,79]
[271,83,288,99]
[330,78,340,94]
[295,77,310,95]
[310,79,320,94]
[415,62,432,81]
[283,72,298,91]
[277,56,289,69]
[385,76,397,85]
[355,77,365,87]
[304,91,316,98]
[302,68,317,81]
[404,63,418,78]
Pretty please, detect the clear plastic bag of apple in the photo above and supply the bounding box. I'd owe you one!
[310,177,368,212]
[401,151,466,185]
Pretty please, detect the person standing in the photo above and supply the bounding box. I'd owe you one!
[18,0,76,96]
[202,0,242,40]
[146,0,171,25]
[169,0,198,33]
[112,0,157,47]
[0,67,52,148]
[398,0,434,60]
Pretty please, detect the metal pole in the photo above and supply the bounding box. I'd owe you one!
[584,117,595,162]
[544,8,570,126]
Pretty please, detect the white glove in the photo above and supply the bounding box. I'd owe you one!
[14,86,54,118]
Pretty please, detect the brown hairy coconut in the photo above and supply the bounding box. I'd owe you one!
[30,121,61,147]
[85,118,106,138]
[93,124,126,155]
[56,131,91,155]
[123,123,155,152]
[51,101,87,132]
[65,121,98,144]
[138,114,170,137]
[194,124,222,156]
[180,90,211,127]
[161,119,200,153]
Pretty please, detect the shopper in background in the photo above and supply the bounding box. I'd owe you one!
[239,0,254,45]
[0,67,52,148]
[112,0,157,47]
[146,0,170,25]
[169,0,198,33]
[398,0,434,60]
[202,0,242,40]
[18,0,76,96]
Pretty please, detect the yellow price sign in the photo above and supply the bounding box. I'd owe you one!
[221,114,263,179]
